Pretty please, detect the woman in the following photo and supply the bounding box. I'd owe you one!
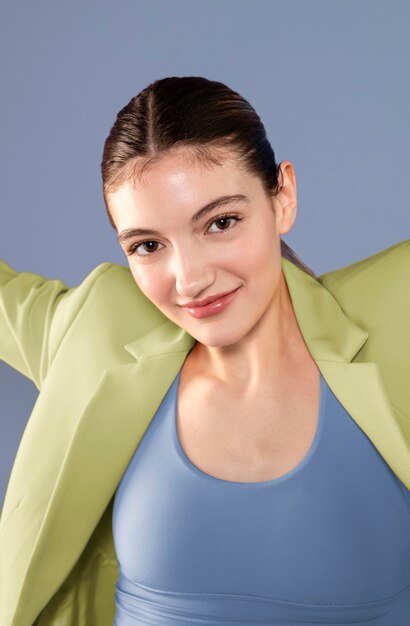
[0,76,409,626]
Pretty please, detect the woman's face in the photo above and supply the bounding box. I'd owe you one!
[107,148,297,349]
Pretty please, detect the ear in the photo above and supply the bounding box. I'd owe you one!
[273,160,298,236]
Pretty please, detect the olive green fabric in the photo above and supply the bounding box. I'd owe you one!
[1,239,409,626]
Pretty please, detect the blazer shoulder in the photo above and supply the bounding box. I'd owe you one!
[317,239,410,297]
[90,261,162,316]
[74,261,168,352]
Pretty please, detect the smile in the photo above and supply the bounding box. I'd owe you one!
[182,287,241,319]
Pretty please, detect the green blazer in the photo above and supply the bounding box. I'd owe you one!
[1,239,409,626]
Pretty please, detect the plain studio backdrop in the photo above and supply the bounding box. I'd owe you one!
[0,0,409,506]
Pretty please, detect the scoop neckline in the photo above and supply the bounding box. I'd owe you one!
[172,368,327,487]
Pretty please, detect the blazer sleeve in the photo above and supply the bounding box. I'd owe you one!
[0,258,112,390]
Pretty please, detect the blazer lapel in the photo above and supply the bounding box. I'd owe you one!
[279,258,409,492]
[14,256,409,625]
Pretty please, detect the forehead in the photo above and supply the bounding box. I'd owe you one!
[129,144,246,186]
[107,147,258,220]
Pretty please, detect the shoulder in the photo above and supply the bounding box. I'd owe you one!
[317,239,410,332]
[317,238,410,335]
[87,261,163,321]
[75,261,167,352]
[317,238,410,298]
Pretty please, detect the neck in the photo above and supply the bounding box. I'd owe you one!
[187,272,309,393]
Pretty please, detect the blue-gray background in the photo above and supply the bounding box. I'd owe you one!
[1,0,409,506]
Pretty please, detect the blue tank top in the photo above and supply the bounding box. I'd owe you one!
[112,368,410,625]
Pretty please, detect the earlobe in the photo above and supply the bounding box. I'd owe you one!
[276,201,297,236]
[272,194,297,237]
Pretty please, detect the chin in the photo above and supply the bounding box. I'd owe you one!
[192,324,247,349]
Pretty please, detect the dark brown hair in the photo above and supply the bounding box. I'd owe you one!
[101,76,316,278]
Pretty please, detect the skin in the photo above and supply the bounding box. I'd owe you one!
[106,147,315,398]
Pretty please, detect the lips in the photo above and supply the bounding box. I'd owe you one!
[181,287,241,319]
[180,288,238,308]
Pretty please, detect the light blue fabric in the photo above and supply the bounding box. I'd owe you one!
[112,369,410,625]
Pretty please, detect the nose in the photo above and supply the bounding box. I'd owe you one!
[172,244,215,298]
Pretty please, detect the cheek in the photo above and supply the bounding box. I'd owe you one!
[231,233,275,274]
[130,266,164,303]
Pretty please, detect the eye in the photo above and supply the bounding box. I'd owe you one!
[128,240,163,257]
[127,212,243,257]
[206,212,242,234]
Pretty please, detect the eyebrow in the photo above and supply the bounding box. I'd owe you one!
[117,193,249,243]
